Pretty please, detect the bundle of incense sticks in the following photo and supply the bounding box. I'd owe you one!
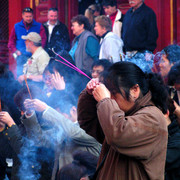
[24,75,32,99]
[51,49,91,80]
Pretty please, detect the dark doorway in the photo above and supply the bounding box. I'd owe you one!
[0,0,9,64]
[78,0,102,15]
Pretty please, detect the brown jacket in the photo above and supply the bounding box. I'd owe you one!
[78,90,168,180]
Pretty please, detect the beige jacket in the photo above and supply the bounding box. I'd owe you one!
[23,46,50,76]
[96,94,168,180]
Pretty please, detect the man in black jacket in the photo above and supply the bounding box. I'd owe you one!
[122,0,158,57]
[44,8,70,56]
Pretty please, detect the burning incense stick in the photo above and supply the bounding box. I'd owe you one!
[54,58,91,80]
[24,75,32,99]
[51,49,91,80]
[54,58,78,71]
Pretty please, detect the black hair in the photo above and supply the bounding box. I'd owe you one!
[88,4,101,12]
[47,50,87,108]
[91,59,112,71]
[103,62,168,114]
[71,15,91,31]
[22,7,33,13]
[168,60,180,85]
[162,44,180,64]
[102,0,117,7]
[48,7,58,12]
[14,85,47,112]
[48,50,76,82]
[57,150,98,180]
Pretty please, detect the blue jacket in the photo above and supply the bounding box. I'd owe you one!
[15,20,41,55]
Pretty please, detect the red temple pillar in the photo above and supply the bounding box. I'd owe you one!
[8,0,23,75]
[68,0,78,41]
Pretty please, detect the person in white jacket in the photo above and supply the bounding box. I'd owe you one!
[102,0,123,38]
[94,15,123,63]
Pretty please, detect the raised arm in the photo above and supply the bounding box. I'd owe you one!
[23,99,59,148]
[24,99,101,147]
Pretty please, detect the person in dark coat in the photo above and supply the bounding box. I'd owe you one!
[44,8,71,57]
[122,0,158,56]
[165,97,180,180]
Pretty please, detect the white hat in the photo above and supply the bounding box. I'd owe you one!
[21,32,41,43]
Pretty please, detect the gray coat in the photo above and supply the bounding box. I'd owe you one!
[72,30,99,71]
[22,107,101,178]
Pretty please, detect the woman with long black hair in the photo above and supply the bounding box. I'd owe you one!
[78,61,168,180]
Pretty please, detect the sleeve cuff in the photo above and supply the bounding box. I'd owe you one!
[42,106,50,115]
[25,111,35,118]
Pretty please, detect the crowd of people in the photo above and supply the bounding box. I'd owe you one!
[0,0,180,180]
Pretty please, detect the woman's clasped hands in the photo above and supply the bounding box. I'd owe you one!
[86,78,111,102]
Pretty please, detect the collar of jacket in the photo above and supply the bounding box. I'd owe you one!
[125,91,153,116]
[115,9,122,21]
[130,2,145,14]
[21,19,34,28]
[101,31,110,39]
[44,20,60,27]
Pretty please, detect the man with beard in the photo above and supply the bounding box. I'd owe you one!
[18,32,50,88]
[43,8,70,57]
[122,0,158,57]
[8,7,46,77]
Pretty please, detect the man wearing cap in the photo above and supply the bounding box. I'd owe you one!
[8,7,47,77]
[43,8,70,57]
[18,32,50,87]
[102,0,123,38]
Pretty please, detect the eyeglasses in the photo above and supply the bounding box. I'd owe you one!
[23,7,33,13]
[90,70,103,74]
